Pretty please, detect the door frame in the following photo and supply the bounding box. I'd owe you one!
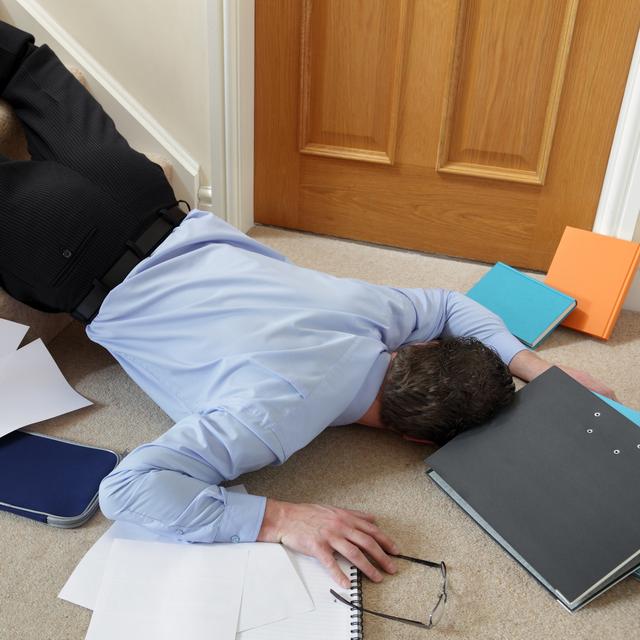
[222,2,640,242]
[207,0,255,233]
[593,27,640,242]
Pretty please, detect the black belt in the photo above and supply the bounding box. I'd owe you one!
[72,204,186,324]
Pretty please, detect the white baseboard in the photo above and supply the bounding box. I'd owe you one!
[0,0,200,205]
[626,271,640,312]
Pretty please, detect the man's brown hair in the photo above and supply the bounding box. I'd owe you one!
[379,337,515,445]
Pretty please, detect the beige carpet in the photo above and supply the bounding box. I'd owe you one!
[2,225,640,640]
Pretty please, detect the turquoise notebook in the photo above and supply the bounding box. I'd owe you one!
[594,394,640,426]
[467,262,576,348]
[594,393,640,581]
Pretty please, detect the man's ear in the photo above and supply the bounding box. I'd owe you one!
[402,434,436,445]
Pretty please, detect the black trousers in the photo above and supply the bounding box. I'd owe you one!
[0,22,177,313]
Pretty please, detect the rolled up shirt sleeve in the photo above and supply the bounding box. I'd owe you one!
[398,288,527,366]
[98,409,278,543]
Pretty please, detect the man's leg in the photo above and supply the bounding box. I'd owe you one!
[0,21,175,214]
[0,21,33,92]
[1,21,178,314]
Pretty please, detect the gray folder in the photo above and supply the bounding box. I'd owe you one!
[426,366,640,611]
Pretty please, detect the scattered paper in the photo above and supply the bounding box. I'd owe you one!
[0,338,92,438]
[85,538,248,640]
[59,520,166,611]
[238,553,354,640]
[0,319,28,357]
[60,487,314,632]
[238,543,314,632]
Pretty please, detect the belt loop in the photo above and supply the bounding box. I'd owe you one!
[125,239,145,259]
[159,203,187,227]
[71,278,109,324]
[91,277,109,296]
[158,209,173,226]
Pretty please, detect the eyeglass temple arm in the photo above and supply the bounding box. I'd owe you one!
[391,553,441,568]
[329,589,431,629]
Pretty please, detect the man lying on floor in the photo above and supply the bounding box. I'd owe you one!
[0,21,615,588]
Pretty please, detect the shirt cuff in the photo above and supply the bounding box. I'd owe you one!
[485,331,529,367]
[213,490,267,543]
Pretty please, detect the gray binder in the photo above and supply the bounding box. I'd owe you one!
[426,367,640,611]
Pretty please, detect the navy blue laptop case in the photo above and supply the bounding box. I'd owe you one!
[0,431,120,528]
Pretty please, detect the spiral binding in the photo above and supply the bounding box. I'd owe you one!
[348,567,364,639]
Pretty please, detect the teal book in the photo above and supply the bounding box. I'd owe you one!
[594,393,640,581]
[594,394,640,426]
[467,262,576,349]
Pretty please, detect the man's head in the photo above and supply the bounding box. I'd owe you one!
[379,337,515,445]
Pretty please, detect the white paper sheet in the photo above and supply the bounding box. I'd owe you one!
[60,487,314,632]
[0,338,92,438]
[238,543,314,631]
[237,553,354,640]
[0,319,28,357]
[61,483,252,610]
[59,520,166,610]
[85,538,248,640]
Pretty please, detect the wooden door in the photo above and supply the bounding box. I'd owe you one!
[255,0,640,271]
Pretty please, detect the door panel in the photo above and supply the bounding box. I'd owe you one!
[255,0,640,270]
[437,0,578,184]
[299,0,409,164]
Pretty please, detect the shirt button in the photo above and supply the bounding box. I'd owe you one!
[62,249,73,259]
[231,535,240,543]
[176,528,184,536]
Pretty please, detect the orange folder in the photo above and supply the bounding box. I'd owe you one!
[544,227,640,340]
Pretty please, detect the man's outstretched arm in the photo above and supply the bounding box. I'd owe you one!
[398,287,527,363]
[98,411,272,543]
[398,288,616,397]
[99,409,398,588]
[509,348,616,398]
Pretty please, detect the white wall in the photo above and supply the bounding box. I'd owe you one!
[30,0,212,185]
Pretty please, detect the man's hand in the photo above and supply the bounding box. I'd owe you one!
[509,349,617,399]
[555,364,617,400]
[257,499,399,588]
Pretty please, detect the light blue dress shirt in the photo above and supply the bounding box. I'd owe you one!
[87,210,526,544]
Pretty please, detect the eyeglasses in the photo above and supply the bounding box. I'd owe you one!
[330,554,447,629]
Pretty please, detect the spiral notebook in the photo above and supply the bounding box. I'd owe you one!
[238,553,362,639]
